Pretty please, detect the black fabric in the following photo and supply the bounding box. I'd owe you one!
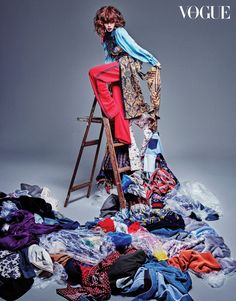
[65,258,82,285]
[145,212,185,232]
[0,192,7,198]
[0,275,34,301]
[0,195,54,218]
[108,250,146,293]
[100,194,120,218]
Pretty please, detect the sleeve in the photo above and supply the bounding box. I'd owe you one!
[114,27,160,66]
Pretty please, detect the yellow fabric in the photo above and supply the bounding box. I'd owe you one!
[153,249,168,261]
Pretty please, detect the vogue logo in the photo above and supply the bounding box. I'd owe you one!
[179,6,231,20]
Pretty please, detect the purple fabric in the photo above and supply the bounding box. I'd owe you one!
[0,210,61,250]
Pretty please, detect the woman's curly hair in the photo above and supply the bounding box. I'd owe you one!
[94,6,126,39]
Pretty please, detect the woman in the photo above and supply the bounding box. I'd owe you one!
[88,5,161,144]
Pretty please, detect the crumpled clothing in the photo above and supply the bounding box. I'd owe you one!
[20,183,43,197]
[40,186,60,210]
[0,210,61,250]
[50,253,72,267]
[108,250,147,294]
[0,200,18,221]
[120,260,193,301]
[99,194,120,218]
[145,260,193,301]
[0,275,34,301]
[0,250,21,279]
[33,262,67,289]
[217,257,236,275]
[18,247,37,279]
[183,218,231,258]
[0,195,55,218]
[145,154,179,202]
[97,218,115,233]
[129,204,185,231]
[44,212,80,230]
[190,226,217,239]
[178,181,222,216]
[122,173,146,198]
[114,221,128,233]
[28,244,53,273]
[201,234,231,258]
[131,229,167,258]
[56,251,120,301]
[168,250,221,273]
[162,236,205,258]
[7,189,31,198]
[128,222,143,233]
[96,146,130,188]
[163,181,221,221]
[151,227,185,238]
[64,258,82,285]
[39,229,115,266]
[107,232,132,251]
[131,113,158,170]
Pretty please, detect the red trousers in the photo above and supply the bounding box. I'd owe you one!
[88,62,131,144]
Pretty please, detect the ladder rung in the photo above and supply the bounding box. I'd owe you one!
[77,116,102,123]
[84,139,100,147]
[118,166,131,174]
[114,142,125,147]
[71,182,91,191]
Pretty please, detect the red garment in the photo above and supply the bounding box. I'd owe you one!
[97,218,115,233]
[145,168,177,201]
[152,202,165,209]
[128,222,142,233]
[57,251,120,301]
[168,250,221,273]
[88,62,131,144]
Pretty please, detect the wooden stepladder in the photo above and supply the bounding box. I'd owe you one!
[64,97,130,209]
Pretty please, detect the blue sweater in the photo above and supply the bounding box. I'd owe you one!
[103,27,159,66]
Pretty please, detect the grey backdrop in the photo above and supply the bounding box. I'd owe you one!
[1,0,235,162]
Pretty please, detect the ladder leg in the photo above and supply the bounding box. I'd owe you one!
[86,122,104,197]
[103,117,126,209]
[64,97,97,207]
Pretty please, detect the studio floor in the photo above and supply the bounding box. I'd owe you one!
[0,153,235,301]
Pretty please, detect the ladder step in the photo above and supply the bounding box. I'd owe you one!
[84,139,100,147]
[118,166,131,174]
[71,182,91,192]
[77,116,102,123]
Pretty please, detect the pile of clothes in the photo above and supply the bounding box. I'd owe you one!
[0,171,236,301]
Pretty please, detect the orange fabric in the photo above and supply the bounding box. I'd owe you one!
[168,250,221,273]
[50,253,72,267]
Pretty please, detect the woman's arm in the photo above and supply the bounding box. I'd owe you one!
[114,27,161,67]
